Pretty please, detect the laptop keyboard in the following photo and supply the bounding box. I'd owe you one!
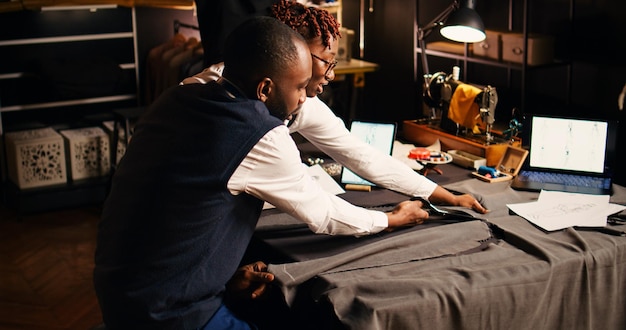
[517,170,611,189]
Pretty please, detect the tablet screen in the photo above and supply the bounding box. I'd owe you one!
[340,121,397,186]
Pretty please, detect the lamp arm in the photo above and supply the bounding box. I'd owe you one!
[417,0,460,41]
[417,0,460,85]
[418,38,430,77]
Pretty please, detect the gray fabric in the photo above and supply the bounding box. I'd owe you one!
[268,220,494,306]
[265,177,626,329]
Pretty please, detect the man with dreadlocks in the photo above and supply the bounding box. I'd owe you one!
[184,0,487,215]
[270,0,342,97]
[179,2,488,326]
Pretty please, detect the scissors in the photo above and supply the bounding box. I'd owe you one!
[411,197,485,222]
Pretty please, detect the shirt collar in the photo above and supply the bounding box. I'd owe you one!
[217,77,247,100]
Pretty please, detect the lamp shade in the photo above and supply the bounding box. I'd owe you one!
[440,4,486,43]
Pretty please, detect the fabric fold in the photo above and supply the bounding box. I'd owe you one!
[268,220,494,307]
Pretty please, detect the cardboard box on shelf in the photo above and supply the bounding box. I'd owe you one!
[473,30,502,61]
[337,27,354,62]
[426,41,469,55]
[501,33,554,66]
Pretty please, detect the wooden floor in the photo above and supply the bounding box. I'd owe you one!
[0,203,104,330]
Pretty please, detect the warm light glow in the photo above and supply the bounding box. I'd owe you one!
[440,26,486,43]
[40,4,117,11]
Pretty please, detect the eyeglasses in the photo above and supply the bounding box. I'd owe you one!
[311,53,338,78]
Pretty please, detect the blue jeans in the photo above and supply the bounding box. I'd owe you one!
[201,304,256,330]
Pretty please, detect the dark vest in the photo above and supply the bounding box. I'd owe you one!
[94,81,282,329]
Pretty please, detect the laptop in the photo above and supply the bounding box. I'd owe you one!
[510,114,618,195]
[340,120,397,187]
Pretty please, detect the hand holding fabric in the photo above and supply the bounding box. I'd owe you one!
[428,186,489,214]
[385,200,430,230]
[225,261,275,303]
[453,194,488,214]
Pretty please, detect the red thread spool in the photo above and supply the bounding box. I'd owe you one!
[408,147,431,160]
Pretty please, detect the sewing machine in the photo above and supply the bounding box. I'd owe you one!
[405,69,522,167]
[423,70,499,144]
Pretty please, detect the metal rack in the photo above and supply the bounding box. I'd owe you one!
[0,5,140,212]
[414,0,574,119]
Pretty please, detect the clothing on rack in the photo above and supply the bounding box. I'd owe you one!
[144,21,204,104]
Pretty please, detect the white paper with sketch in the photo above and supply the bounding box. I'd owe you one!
[507,190,626,231]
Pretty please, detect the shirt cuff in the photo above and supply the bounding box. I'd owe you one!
[370,211,389,234]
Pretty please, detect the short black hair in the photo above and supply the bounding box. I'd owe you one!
[223,16,305,84]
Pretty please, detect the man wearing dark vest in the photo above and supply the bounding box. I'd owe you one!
[94,16,430,329]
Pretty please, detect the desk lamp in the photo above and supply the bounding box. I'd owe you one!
[417,0,497,141]
[416,0,486,77]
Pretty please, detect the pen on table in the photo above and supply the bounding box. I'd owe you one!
[608,213,626,223]
[608,216,626,225]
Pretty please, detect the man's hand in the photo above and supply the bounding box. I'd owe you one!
[454,194,488,214]
[386,200,430,230]
[428,186,488,214]
[225,261,275,302]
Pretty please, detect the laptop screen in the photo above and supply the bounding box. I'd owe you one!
[528,115,617,175]
[340,121,397,186]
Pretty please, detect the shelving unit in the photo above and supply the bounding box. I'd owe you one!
[0,5,140,212]
[401,0,577,163]
[0,5,139,127]
[414,0,574,124]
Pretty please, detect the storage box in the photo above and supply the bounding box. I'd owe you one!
[102,120,126,165]
[5,127,67,189]
[427,41,469,55]
[337,27,355,62]
[60,127,110,180]
[471,145,528,183]
[473,30,502,61]
[448,149,487,170]
[501,33,554,66]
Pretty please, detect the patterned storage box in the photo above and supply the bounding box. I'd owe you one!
[5,127,67,189]
[102,120,126,165]
[60,127,111,180]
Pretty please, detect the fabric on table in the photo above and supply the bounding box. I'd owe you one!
[266,177,626,329]
[268,220,496,307]
[316,227,626,329]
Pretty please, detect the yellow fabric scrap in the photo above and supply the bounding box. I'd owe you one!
[448,83,482,130]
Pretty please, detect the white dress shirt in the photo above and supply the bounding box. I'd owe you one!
[182,64,438,236]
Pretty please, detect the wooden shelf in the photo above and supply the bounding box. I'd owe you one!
[402,120,521,167]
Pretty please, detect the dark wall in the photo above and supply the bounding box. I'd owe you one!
[341,0,418,124]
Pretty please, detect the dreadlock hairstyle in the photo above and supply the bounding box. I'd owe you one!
[271,0,342,50]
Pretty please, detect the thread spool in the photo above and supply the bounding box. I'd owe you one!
[345,184,372,192]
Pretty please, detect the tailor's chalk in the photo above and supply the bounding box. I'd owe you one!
[345,184,372,192]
